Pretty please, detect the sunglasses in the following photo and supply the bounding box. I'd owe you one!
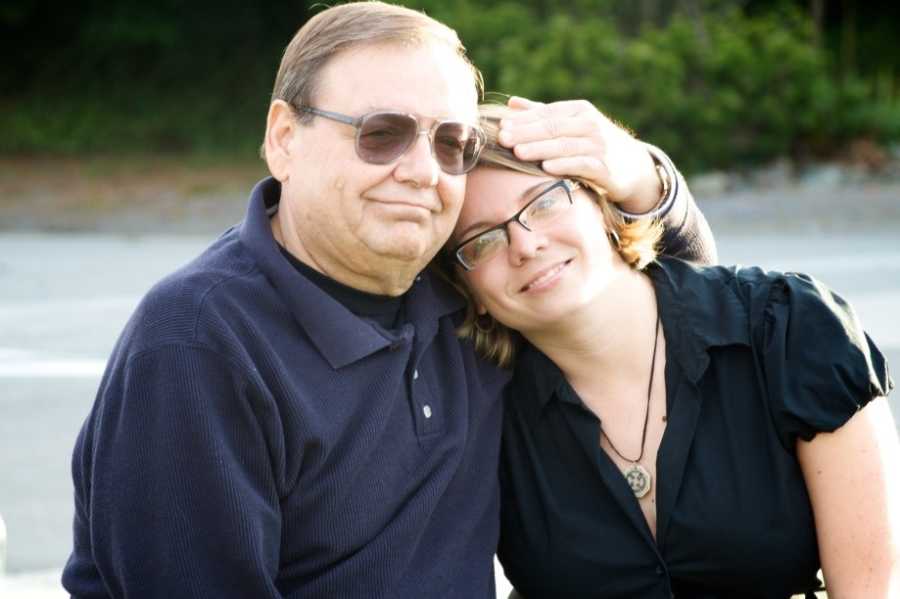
[298,107,486,176]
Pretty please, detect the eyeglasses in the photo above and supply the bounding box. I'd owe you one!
[453,179,579,271]
[298,107,486,176]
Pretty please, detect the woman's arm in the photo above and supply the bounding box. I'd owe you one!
[797,396,900,598]
[496,96,717,265]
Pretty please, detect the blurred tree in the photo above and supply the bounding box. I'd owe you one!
[1,0,897,166]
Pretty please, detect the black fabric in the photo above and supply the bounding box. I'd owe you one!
[498,257,893,599]
[278,245,404,329]
[655,169,718,266]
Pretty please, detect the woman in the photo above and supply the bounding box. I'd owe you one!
[439,100,899,598]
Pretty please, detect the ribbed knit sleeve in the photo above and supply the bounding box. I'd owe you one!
[64,343,285,598]
[657,170,718,266]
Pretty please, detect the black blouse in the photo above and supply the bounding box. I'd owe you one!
[498,257,893,599]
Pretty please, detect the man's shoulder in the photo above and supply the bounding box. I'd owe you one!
[119,229,272,357]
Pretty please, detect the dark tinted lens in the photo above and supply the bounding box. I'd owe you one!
[434,123,482,175]
[356,113,417,164]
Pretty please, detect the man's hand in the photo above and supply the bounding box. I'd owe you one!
[497,96,662,214]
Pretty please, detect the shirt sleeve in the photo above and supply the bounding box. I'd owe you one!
[64,343,285,598]
[754,272,894,452]
[618,143,718,266]
[655,167,718,266]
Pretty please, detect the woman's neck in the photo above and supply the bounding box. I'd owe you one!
[523,266,658,392]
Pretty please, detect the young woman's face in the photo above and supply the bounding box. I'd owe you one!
[452,167,624,333]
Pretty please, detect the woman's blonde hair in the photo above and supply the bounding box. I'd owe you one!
[434,103,662,367]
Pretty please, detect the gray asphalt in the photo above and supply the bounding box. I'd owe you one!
[0,209,898,588]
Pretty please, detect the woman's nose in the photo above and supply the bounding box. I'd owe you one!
[506,222,546,265]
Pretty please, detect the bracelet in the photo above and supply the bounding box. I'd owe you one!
[615,143,679,222]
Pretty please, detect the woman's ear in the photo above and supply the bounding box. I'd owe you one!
[476,303,488,316]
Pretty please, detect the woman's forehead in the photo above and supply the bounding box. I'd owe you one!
[457,169,552,233]
[465,169,550,210]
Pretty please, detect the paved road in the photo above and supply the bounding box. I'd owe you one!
[0,227,897,597]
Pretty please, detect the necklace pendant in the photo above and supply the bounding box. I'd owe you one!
[624,463,652,498]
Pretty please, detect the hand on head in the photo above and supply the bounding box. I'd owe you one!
[496,96,662,212]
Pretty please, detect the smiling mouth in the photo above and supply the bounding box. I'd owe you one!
[370,198,436,213]
[520,259,572,293]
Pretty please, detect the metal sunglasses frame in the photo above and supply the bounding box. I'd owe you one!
[298,106,486,175]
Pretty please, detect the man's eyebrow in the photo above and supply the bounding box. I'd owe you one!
[456,179,554,242]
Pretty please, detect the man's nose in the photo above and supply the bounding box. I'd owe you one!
[395,131,440,188]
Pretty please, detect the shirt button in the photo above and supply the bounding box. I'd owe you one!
[415,275,422,283]
[423,405,432,419]
[413,369,419,380]
[655,566,664,575]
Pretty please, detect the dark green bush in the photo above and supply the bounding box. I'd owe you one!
[417,2,899,172]
[3,1,898,171]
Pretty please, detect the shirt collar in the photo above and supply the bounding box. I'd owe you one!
[238,177,463,369]
[514,343,569,412]
[511,257,751,414]
[647,257,751,383]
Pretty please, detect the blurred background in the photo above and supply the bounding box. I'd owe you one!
[1,1,898,596]
[3,0,900,167]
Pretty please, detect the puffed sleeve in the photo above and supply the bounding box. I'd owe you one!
[754,271,893,453]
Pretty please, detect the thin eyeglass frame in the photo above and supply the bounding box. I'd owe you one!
[453,179,580,271]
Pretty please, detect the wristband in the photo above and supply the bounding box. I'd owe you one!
[615,143,679,222]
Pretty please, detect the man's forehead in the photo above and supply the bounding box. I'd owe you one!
[314,42,479,118]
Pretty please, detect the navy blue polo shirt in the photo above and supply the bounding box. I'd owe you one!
[63,178,510,598]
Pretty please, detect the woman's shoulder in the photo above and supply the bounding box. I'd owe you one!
[653,254,780,288]
[655,257,892,449]
[651,255,835,318]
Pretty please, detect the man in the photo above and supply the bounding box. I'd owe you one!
[62,2,714,597]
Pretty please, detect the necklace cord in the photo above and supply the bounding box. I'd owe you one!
[604,310,661,464]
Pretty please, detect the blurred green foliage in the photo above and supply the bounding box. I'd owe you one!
[418,0,900,172]
[2,0,899,172]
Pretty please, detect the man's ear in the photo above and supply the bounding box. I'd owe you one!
[264,100,298,182]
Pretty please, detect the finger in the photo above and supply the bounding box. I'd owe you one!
[501,99,596,127]
[507,96,544,110]
[513,137,600,163]
[541,156,609,186]
[500,115,603,147]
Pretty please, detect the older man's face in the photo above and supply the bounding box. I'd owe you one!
[277,42,480,290]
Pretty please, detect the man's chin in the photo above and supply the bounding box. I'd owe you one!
[355,241,436,296]
[364,226,445,264]
[369,241,433,265]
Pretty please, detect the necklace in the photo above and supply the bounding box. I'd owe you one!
[602,311,661,499]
